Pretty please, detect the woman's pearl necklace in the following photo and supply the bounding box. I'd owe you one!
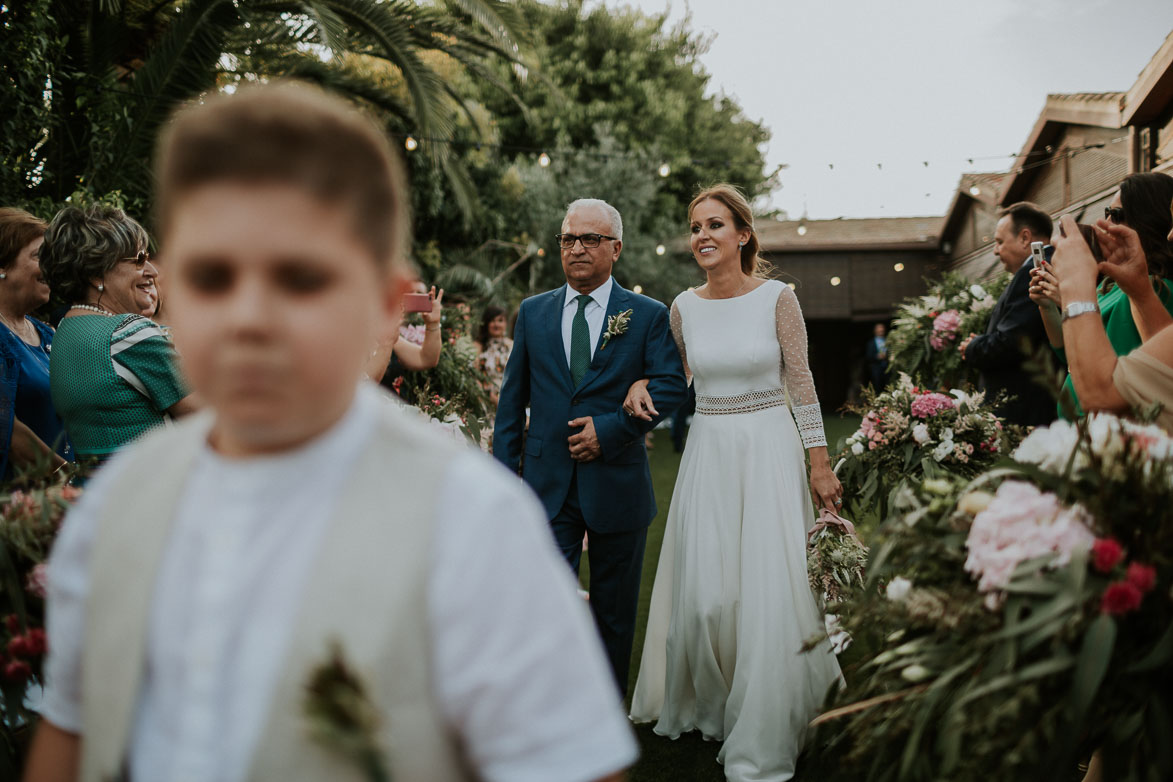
[69,304,115,316]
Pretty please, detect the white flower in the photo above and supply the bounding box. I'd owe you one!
[912,423,931,445]
[972,296,996,312]
[851,441,865,456]
[885,576,912,602]
[1013,419,1084,473]
[932,438,954,462]
[969,284,988,300]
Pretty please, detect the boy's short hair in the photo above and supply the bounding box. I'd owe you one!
[154,81,408,268]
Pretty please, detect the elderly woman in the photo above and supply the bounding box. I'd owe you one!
[1031,172,1173,418]
[39,205,197,467]
[0,208,69,478]
[1050,212,1173,433]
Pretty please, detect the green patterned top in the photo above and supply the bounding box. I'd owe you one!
[49,314,188,456]
[1057,280,1173,419]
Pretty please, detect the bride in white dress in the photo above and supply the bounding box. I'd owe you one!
[626,185,844,782]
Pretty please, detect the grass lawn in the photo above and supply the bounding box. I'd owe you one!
[579,414,862,782]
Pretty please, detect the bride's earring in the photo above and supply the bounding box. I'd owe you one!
[98,284,104,291]
[738,241,745,248]
[0,273,6,280]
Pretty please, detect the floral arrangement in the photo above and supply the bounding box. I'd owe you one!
[807,511,869,607]
[886,271,1010,388]
[803,412,1173,782]
[390,302,491,446]
[834,374,1019,523]
[0,471,80,766]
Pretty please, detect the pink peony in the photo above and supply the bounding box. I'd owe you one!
[910,392,956,419]
[964,481,1095,594]
[1101,581,1144,615]
[929,310,962,351]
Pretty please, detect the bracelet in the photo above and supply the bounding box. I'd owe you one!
[1062,301,1100,322]
[426,324,441,332]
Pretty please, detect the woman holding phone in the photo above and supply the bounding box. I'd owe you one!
[1029,172,1173,418]
[365,279,443,383]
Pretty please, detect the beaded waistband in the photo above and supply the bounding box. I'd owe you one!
[695,388,787,416]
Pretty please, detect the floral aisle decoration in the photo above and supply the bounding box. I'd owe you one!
[0,471,80,771]
[389,302,491,445]
[803,413,1173,782]
[886,271,1010,388]
[834,373,1019,523]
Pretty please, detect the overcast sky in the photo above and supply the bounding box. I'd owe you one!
[611,0,1173,219]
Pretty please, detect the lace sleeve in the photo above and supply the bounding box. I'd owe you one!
[670,299,691,384]
[775,284,826,448]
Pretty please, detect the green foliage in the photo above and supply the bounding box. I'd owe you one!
[806,415,1173,782]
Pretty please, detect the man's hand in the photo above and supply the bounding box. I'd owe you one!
[958,333,977,360]
[568,417,602,462]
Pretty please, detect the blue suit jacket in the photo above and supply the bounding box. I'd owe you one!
[493,282,687,533]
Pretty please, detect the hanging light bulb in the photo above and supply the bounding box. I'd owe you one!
[536,248,546,257]
[969,185,981,196]
[404,136,418,152]
[633,285,644,294]
[655,244,666,256]
[830,276,842,287]
[893,263,905,272]
[787,282,797,290]
[797,222,808,236]
[658,163,671,178]
[538,152,551,167]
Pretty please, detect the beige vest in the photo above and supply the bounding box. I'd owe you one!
[80,398,476,782]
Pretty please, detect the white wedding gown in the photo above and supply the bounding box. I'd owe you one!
[630,280,842,782]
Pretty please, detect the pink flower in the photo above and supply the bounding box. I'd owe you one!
[1101,581,1143,615]
[1091,538,1124,574]
[399,324,426,346]
[25,563,48,599]
[1125,563,1156,593]
[910,392,956,419]
[929,310,962,351]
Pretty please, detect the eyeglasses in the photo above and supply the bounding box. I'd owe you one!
[1104,207,1125,225]
[555,233,618,250]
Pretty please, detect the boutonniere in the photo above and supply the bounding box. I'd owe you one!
[304,641,391,782]
[601,308,634,350]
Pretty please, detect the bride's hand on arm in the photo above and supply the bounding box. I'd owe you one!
[807,446,843,511]
[623,378,657,422]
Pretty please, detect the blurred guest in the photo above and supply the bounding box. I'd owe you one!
[39,205,198,469]
[1050,212,1173,434]
[864,322,889,391]
[474,305,513,408]
[1029,173,1173,419]
[0,208,69,478]
[369,279,443,388]
[959,202,1056,426]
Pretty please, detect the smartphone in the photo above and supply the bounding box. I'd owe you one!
[1030,241,1051,268]
[403,292,433,313]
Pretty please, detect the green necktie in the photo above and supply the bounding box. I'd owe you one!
[570,294,592,386]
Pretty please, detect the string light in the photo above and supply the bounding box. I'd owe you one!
[830,276,842,286]
[536,248,546,257]
[633,285,644,294]
[655,244,666,255]
[658,163,671,178]
[796,223,807,236]
[969,185,981,196]
[893,263,905,272]
[787,282,797,290]
[538,152,550,167]
[404,136,418,151]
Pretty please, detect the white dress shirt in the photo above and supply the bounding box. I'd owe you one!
[561,276,614,367]
[42,383,637,782]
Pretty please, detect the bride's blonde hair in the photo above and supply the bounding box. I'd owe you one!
[688,184,770,277]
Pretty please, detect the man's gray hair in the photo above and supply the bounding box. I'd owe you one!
[563,198,623,241]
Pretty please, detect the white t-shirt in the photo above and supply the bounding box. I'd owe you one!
[42,383,637,782]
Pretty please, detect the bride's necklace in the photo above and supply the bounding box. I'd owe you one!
[709,276,754,300]
[69,304,115,316]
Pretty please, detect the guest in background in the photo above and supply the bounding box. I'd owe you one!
[1029,172,1173,419]
[1050,212,1173,434]
[864,322,889,391]
[369,278,443,387]
[474,304,513,408]
[38,204,198,470]
[959,202,1056,427]
[0,208,69,478]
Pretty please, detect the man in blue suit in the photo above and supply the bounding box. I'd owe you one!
[494,199,687,696]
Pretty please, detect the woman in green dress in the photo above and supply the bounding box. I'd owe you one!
[39,205,198,470]
[1030,172,1173,419]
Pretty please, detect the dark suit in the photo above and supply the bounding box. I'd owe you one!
[494,281,686,694]
[865,336,889,390]
[963,258,1056,426]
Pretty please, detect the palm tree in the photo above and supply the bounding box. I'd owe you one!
[7,0,528,217]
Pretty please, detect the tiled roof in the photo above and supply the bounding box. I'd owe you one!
[756,215,942,251]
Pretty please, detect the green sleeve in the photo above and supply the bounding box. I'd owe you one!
[112,334,188,412]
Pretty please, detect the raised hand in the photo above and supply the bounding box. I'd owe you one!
[1093,220,1149,298]
[1028,264,1061,308]
[623,378,657,421]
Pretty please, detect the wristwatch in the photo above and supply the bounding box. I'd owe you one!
[1062,301,1100,322]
